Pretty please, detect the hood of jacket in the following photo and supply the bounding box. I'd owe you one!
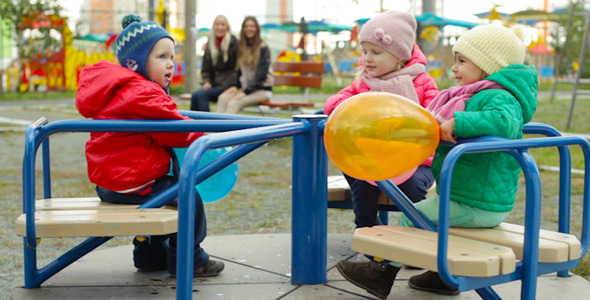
[486,64,537,124]
[76,60,167,118]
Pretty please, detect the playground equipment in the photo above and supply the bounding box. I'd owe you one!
[16,108,590,299]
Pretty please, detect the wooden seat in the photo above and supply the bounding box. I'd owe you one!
[17,197,179,238]
[256,61,324,116]
[178,62,324,116]
[15,207,178,238]
[179,93,191,101]
[327,175,436,225]
[352,225,516,277]
[35,197,137,210]
[258,99,314,109]
[449,222,582,263]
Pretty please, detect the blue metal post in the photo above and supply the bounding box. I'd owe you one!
[291,115,328,284]
[42,140,51,198]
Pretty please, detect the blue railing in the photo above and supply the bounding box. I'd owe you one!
[21,115,590,300]
[376,122,590,300]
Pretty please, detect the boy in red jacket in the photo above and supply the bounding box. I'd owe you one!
[76,14,223,277]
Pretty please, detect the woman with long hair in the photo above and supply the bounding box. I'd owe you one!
[216,16,273,114]
[190,15,238,111]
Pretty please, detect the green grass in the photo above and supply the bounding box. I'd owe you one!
[0,90,76,101]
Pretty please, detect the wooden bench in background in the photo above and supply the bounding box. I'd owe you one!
[179,61,324,116]
[327,175,436,225]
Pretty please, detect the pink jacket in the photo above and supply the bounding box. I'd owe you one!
[323,44,439,168]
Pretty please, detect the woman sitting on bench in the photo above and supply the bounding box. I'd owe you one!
[216,16,274,114]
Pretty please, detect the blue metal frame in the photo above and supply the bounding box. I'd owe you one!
[20,116,589,300]
[21,114,292,289]
[376,122,590,300]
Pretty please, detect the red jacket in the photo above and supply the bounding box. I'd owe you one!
[76,60,203,192]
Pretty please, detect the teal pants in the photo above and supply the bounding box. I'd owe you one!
[399,194,510,228]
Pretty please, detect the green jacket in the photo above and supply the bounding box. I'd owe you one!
[432,64,538,212]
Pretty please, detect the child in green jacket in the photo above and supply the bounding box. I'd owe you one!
[337,24,538,300]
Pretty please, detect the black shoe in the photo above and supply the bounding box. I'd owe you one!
[404,264,423,270]
[408,271,460,296]
[336,260,400,300]
[133,236,168,271]
[170,259,225,278]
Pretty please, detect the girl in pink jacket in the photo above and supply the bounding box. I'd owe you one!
[324,11,439,230]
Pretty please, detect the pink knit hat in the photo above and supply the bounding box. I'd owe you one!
[358,11,417,61]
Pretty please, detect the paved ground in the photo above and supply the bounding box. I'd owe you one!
[11,233,590,300]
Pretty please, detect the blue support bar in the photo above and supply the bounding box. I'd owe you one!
[518,150,542,300]
[291,115,328,284]
[523,122,572,278]
[176,121,310,299]
[42,140,51,199]
[435,135,590,299]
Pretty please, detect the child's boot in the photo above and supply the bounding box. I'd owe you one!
[133,235,168,271]
[408,270,460,295]
[336,260,400,300]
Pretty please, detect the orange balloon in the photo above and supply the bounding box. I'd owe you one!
[324,92,440,181]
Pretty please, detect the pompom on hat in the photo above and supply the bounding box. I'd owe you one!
[116,14,173,80]
[452,24,525,75]
[358,11,417,61]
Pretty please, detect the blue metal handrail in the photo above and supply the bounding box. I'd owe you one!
[175,115,329,299]
[21,117,292,289]
[376,123,590,300]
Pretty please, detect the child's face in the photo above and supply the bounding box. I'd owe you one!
[146,38,175,88]
[360,41,403,78]
[451,52,485,86]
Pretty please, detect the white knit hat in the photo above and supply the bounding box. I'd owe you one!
[358,11,417,61]
[452,24,525,75]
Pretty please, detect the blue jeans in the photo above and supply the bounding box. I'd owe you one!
[190,87,223,111]
[344,165,435,228]
[96,175,210,274]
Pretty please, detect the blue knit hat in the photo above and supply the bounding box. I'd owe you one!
[116,14,173,80]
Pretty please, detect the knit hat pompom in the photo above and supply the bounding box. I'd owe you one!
[358,11,417,61]
[452,24,525,75]
[115,14,173,80]
[122,14,142,29]
[510,24,525,40]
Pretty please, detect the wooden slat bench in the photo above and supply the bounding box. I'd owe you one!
[259,61,323,116]
[327,175,436,224]
[449,223,581,262]
[35,197,136,210]
[352,222,581,278]
[178,61,324,116]
[16,197,178,238]
[352,225,516,277]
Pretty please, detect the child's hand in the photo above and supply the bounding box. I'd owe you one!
[440,118,457,143]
